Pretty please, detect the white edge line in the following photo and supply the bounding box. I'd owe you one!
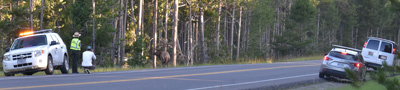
[186,73,319,90]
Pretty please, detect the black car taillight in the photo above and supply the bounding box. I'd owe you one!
[354,63,361,68]
[323,56,331,61]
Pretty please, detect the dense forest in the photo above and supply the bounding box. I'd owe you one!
[1,0,400,68]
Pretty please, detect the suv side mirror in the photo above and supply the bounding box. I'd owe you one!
[5,48,10,52]
[50,41,57,46]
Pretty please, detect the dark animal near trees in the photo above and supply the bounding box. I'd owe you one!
[154,50,170,67]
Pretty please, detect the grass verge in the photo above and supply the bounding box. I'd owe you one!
[336,75,400,90]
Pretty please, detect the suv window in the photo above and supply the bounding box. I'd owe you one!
[329,51,357,61]
[366,40,380,50]
[11,35,47,50]
[50,34,59,43]
[380,42,392,53]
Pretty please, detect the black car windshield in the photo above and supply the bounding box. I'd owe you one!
[11,35,47,50]
[329,51,357,61]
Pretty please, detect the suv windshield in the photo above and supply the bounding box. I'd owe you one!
[329,51,357,61]
[11,35,47,50]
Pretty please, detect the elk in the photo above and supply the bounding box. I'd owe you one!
[154,38,171,67]
[154,50,170,67]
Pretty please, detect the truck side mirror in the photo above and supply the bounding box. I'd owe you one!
[50,41,57,46]
[5,48,10,52]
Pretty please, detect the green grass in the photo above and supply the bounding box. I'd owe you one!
[0,55,323,77]
[336,81,386,90]
[277,55,323,62]
[336,75,400,90]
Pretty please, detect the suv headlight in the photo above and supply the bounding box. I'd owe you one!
[33,50,44,57]
[3,55,10,61]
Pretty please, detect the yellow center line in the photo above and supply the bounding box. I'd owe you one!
[0,64,320,90]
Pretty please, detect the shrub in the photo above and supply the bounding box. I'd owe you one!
[345,68,362,87]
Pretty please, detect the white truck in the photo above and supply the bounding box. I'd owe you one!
[361,37,398,70]
[2,29,69,76]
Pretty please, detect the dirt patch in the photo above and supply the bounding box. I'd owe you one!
[286,77,350,90]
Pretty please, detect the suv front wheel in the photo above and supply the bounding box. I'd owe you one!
[60,55,69,74]
[4,73,14,76]
[45,55,54,75]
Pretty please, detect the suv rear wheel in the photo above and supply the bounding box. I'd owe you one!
[45,55,54,75]
[60,55,69,74]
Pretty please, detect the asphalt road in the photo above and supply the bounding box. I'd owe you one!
[0,60,323,90]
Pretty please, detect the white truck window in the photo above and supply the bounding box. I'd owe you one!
[379,42,392,53]
[366,40,380,50]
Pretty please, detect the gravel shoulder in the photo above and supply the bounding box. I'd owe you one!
[245,77,350,90]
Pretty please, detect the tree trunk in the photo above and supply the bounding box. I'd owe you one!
[165,0,169,51]
[398,24,400,47]
[137,0,143,60]
[40,0,44,29]
[188,1,192,65]
[122,0,128,65]
[111,18,117,64]
[92,0,96,51]
[172,0,178,67]
[200,8,207,63]
[153,0,158,68]
[316,8,320,50]
[138,0,143,35]
[216,0,221,52]
[236,7,242,59]
[29,0,33,30]
[131,0,137,40]
[230,6,235,60]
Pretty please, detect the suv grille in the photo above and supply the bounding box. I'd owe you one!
[13,63,32,67]
[12,53,32,60]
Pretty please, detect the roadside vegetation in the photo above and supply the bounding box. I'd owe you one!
[344,52,400,89]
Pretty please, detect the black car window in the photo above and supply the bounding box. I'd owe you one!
[11,35,47,50]
[366,40,380,50]
[380,42,392,53]
[329,51,357,61]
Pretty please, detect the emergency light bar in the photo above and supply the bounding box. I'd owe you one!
[19,29,53,37]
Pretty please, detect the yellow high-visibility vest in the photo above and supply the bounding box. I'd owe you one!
[70,38,81,51]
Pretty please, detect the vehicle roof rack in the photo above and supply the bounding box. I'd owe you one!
[332,45,361,52]
[368,37,396,44]
[34,29,53,34]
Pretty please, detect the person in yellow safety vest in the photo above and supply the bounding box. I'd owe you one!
[70,32,81,73]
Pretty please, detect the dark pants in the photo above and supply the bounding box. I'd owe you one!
[83,66,96,70]
[71,50,80,73]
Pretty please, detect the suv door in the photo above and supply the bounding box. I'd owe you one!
[378,42,394,65]
[53,34,65,65]
[48,34,61,65]
[362,39,381,63]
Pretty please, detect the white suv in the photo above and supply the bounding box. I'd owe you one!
[361,37,398,69]
[2,29,69,76]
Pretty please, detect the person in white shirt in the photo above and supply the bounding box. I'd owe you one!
[82,46,96,74]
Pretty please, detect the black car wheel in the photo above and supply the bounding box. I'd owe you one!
[319,73,324,78]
